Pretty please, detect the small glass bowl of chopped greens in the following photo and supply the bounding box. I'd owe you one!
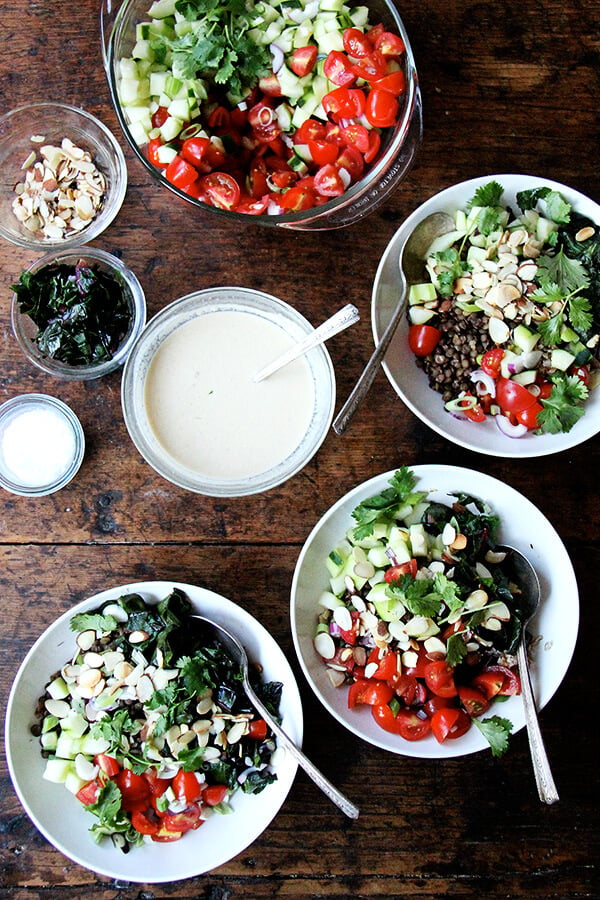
[0,101,128,251]
[11,247,146,380]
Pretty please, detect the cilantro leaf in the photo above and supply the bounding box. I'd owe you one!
[445,631,468,668]
[386,575,442,618]
[538,374,589,433]
[432,247,471,297]
[568,294,593,333]
[351,467,421,540]
[165,0,270,100]
[468,181,503,210]
[472,715,513,757]
[70,612,118,635]
[90,709,140,754]
[537,248,590,293]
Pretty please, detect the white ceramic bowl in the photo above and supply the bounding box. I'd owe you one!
[0,102,127,251]
[372,174,600,457]
[5,581,303,882]
[291,464,579,758]
[122,287,336,496]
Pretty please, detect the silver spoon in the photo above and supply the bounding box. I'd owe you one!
[253,303,360,383]
[332,211,455,434]
[191,614,360,819]
[499,545,559,804]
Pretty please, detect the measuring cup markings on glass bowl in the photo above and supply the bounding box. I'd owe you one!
[290,465,579,759]
[371,173,600,457]
[121,287,336,496]
[100,0,422,230]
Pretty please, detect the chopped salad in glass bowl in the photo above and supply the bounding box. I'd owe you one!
[102,0,421,227]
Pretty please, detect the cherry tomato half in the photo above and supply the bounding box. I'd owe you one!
[430,707,471,743]
[457,685,490,717]
[423,660,458,698]
[515,400,543,430]
[348,678,395,709]
[203,784,229,806]
[343,27,371,58]
[197,172,241,210]
[408,323,442,357]
[324,50,357,86]
[365,87,399,127]
[480,347,505,377]
[495,376,538,414]
[113,769,151,812]
[172,769,203,803]
[290,45,318,77]
[372,704,432,740]
[384,558,418,582]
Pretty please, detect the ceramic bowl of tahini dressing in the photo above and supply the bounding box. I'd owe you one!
[121,287,336,496]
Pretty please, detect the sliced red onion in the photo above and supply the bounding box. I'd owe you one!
[329,621,342,638]
[269,42,284,73]
[520,349,542,368]
[506,359,524,375]
[338,167,352,188]
[495,415,528,438]
[469,367,496,398]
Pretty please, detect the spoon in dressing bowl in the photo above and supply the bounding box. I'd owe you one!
[332,211,455,434]
[191,614,360,820]
[253,303,360,383]
[499,545,559,805]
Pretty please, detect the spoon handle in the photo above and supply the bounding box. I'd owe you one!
[253,303,360,383]
[517,640,559,804]
[332,291,406,434]
[244,676,359,819]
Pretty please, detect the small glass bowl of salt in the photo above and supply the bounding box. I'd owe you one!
[0,394,84,496]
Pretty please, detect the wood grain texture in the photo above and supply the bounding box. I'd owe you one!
[0,0,598,897]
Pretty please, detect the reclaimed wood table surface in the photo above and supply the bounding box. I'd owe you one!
[1,0,598,897]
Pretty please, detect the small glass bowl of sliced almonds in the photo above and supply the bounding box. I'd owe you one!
[0,102,127,251]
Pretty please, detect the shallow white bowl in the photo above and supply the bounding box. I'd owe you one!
[122,287,336,496]
[372,173,600,457]
[5,581,303,882]
[291,464,578,758]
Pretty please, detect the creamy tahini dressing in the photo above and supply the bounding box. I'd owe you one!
[144,311,315,480]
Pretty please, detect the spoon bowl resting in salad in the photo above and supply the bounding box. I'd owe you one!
[290,465,578,759]
[101,0,422,229]
[371,174,600,457]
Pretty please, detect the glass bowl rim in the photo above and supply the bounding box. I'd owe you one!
[102,0,420,227]
[11,245,147,380]
[0,100,128,250]
[0,392,85,496]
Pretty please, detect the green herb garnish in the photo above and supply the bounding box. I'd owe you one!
[351,466,425,540]
[472,715,513,757]
[165,0,271,102]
